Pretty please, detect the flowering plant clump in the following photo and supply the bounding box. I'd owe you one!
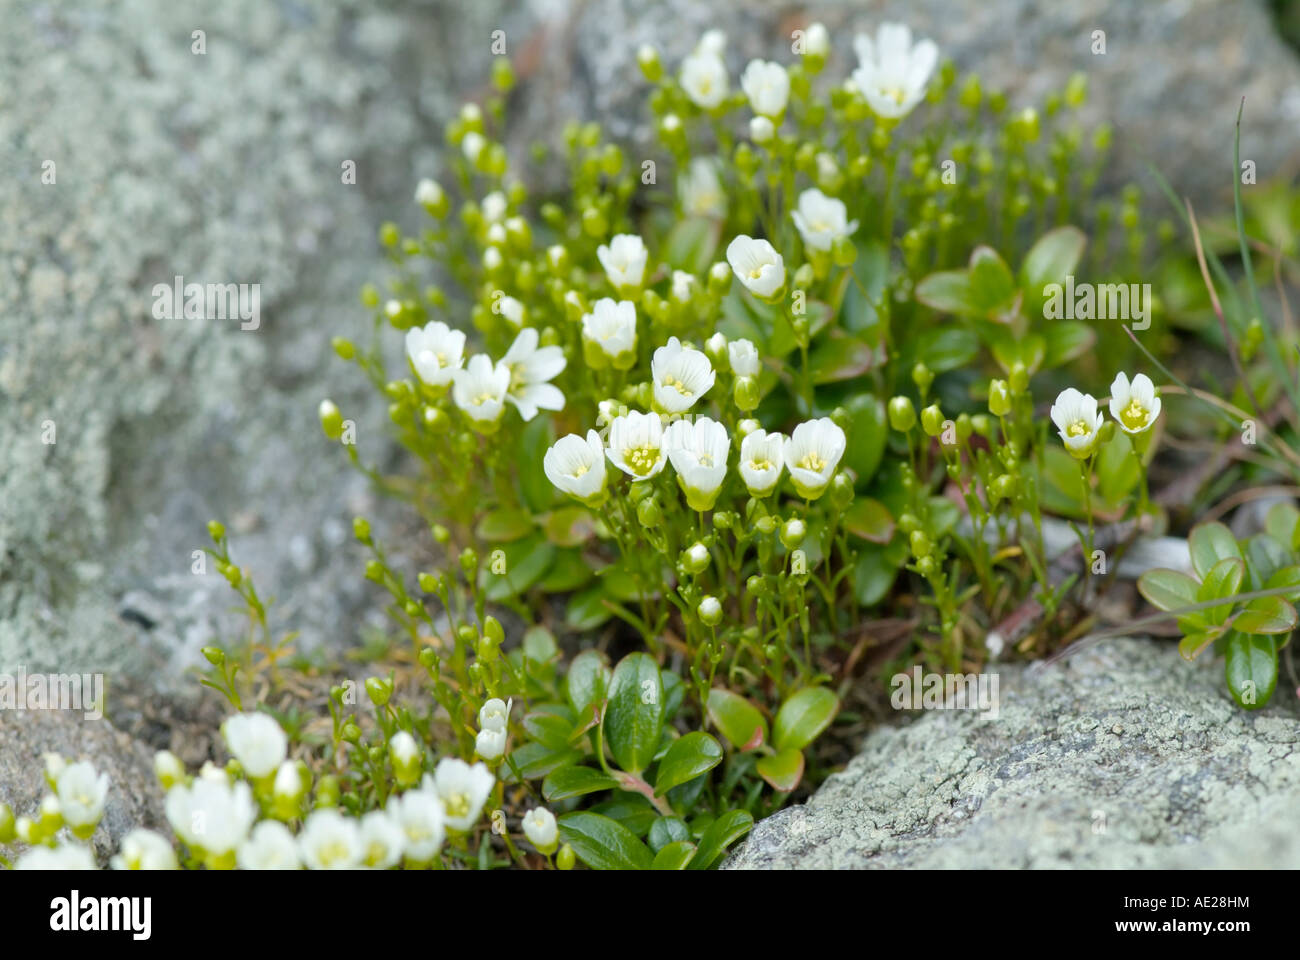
[12,19,1299,873]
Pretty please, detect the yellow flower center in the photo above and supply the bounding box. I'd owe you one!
[797,452,826,472]
[625,445,660,474]
[319,840,350,867]
[748,267,764,280]
[444,792,471,820]
[1121,399,1148,431]
[749,457,771,470]
[1067,419,1092,438]
[472,392,496,407]
[572,463,589,477]
[661,374,693,396]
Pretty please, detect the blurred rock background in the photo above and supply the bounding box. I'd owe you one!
[1,0,1298,833]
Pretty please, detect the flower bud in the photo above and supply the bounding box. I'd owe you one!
[708,261,732,294]
[154,750,185,790]
[830,472,855,509]
[459,548,479,577]
[523,807,559,854]
[636,497,663,528]
[557,843,576,870]
[366,676,393,707]
[733,375,760,412]
[988,379,1012,416]
[315,775,341,808]
[682,542,711,576]
[0,802,14,844]
[746,574,768,597]
[910,530,932,558]
[415,178,449,218]
[888,396,917,432]
[921,404,945,437]
[1009,363,1029,394]
[389,731,423,787]
[475,726,507,762]
[698,596,723,626]
[202,646,226,667]
[912,362,934,397]
[637,44,662,82]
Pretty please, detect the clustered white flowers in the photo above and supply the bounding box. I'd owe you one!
[1050,371,1161,460]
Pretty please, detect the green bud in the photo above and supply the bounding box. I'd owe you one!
[366,676,393,707]
[353,517,371,543]
[746,574,768,597]
[459,548,479,576]
[888,396,917,432]
[431,524,451,544]
[697,596,723,626]
[793,263,815,289]
[958,74,981,110]
[365,559,384,583]
[636,497,663,527]
[755,515,776,535]
[897,513,920,534]
[207,520,226,542]
[970,414,993,439]
[484,616,505,645]
[360,284,380,308]
[636,44,662,82]
[988,379,1012,416]
[379,222,401,248]
[0,803,14,844]
[1064,72,1087,108]
[733,375,760,412]
[682,542,711,576]
[557,843,576,870]
[340,722,362,743]
[921,404,945,437]
[1009,363,1029,394]
[912,362,934,397]
[315,775,341,808]
[491,57,515,92]
[830,472,855,509]
[779,518,806,550]
[202,646,225,667]
[992,473,1018,500]
[713,511,736,530]
[331,337,356,361]
[916,555,937,577]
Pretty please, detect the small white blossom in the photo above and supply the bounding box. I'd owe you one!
[749,115,775,143]
[359,810,406,869]
[741,59,790,118]
[221,712,287,780]
[783,418,846,499]
[850,23,939,119]
[606,410,669,480]
[15,844,96,870]
[726,235,786,300]
[581,298,638,368]
[665,416,731,511]
[652,337,716,414]
[462,131,487,164]
[671,271,696,304]
[522,807,558,853]
[390,788,445,863]
[481,190,507,223]
[501,328,566,422]
[545,429,609,503]
[237,820,301,870]
[497,295,525,328]
[728,338,760,377]
[299,809,363,870]
[431,759,495,833]
[680,158,725,218]
[596,234,648,292]
[791,188,859,252]
[478,698,510,732]
[166,778,256,858]
[680,50,728,110]
[739,429,785,497]
[55,761,108,836]
[475,726,507,761]
[698,30,726,56]
[415,178,444,209]
[1108,372,1161,435]
[804,22,830,59]
[1051,388,1105,459]
[452,354,511,425]
[111,829,177,871]
[405,321,466,388]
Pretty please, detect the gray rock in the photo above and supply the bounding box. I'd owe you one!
[725,637,1300,868]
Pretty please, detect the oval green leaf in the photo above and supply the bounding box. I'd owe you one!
[686,809,754,870]
[706,688,769,752]
[557,812,653,870]
[755,746,806,793]
[1188,522,1242,580]
[773,686,839,752]
[604,653,664,776]
[1225,632,1279,710]
[654,732,723,796]
[542,764,619,801]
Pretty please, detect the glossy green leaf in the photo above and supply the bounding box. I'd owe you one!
[842,393,888,483]
[557,812,653,870]
[542,764,619,801]
[1095,431,1139,506]
[686,809,754,870]
[1197,557,1244,626]
[1137,568,1200,613]
[588,795,657,837]
[604,653,664,776]
[755,747,805,793]
[565,584,613,630]
[1041,320,1096,369]
[479,533,555,601]
[1188,522,1242,580]
[967,246,1017,314]
[475,507,535,543]
[917,327,980,373]
[853,543,901,606]
[502,742,581,783]
[1178,630,1220,661]
[654,732,723,796]
[1246,534,1291,590]
[808,330,881,383]
[706,688,769,751]
[843,497,894,544]
[543,507,598,547]
[1264,565,1300,603]
[1231,596,1298,635]
[1264,501,1300,549]
[536,549,595,593]
[647,816,692,854]
[651,840,697,870]
[523,704,576,751]
[519,417,557,513]
[915,269,977,317]
[1225,632,1278,710]
[565,650,611,716]
[1019,225,1087,291]
[773,686,839,751]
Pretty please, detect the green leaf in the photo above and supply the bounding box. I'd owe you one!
[536,549,595,593]
[808,329,882,383]
[1246,534,1291,590]
[1188,522,1242,580]
[773,686,839,751]
[917,327,980,373]
[1231,596,1298,635]
[522,625,557,664]
[967,246,1018,315]
[522,704,576,751]
[1197,557,1244,626]
[853,543,901,606]
[604,653,664,776]
[1264,501,1300,550]
[686,809,754,870]
[543,507,598,547]
[542,764,619,801]
[1042,320,1096,370]
[661,217,720,275]
[915,270,977,317]
[1264,565,1300,603]
[755,747,805,793]
[647,816,692,853]
[557,812,653,870]
[565,584,613,630]
[654,732,723,796]
[1137,568,1200,612]
[843,497,894,544]
[588,795,658,837]
[1224,632,1278,710]
[842,393,888,483]
[565,650,611,716]
[1019,225,1087,291]
[479,533,555,601]
[838,241,889,335]
[502,742,581,783]
[1095,431,1139,506]
[706,688,769,751]
[519,417,557,513]
[474,507,535,543]
[989,330,1045,374]
[1178,630,1220,661]
[651,841,697,870]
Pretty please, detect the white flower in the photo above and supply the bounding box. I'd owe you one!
[545,429,609,503]
[55,761,108,835]
[680,51,728,110]
[652,337,716,414]
[389,731,419,766]
[15,844,96,870]
[478,698,510,732]
[698,595,723,622]
[166,778,256,857]
[791,188,859,253]
[415,178,444,209]
[665,416,731,510]
[804,22,830,59]
[522,807,558,853]
[153,750,185,790]
[273,760,305,805]
[390,788,445,863]
[111,829,177,870]
[850,23,939,119]
[1108,372,1161,435]
[783,418,846,499]
[596,234,648,292]
[497,295,525,328]
[462,131,487,164]
[581,298,638,368]
[431,758,496,833]
[749,115,775,143]
[221,712,287,780]
[237,821,301,870]
[697,29,726,56]
[359,810,406,869]
[607,411,669,480]
[475,726,507,761]
[481,190,507,223]
[299,809,362,870]
[740,429,785,497]
[405,321,466,388]
[726,235,786,300]
[728,338,760,377]
[452,354,511,425]
[741,59,790,118]
[483,246,503,272]
[1050,388,1105,459]
[671,271,696,304]
[680,159,725,218]
[500,328,566,422]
